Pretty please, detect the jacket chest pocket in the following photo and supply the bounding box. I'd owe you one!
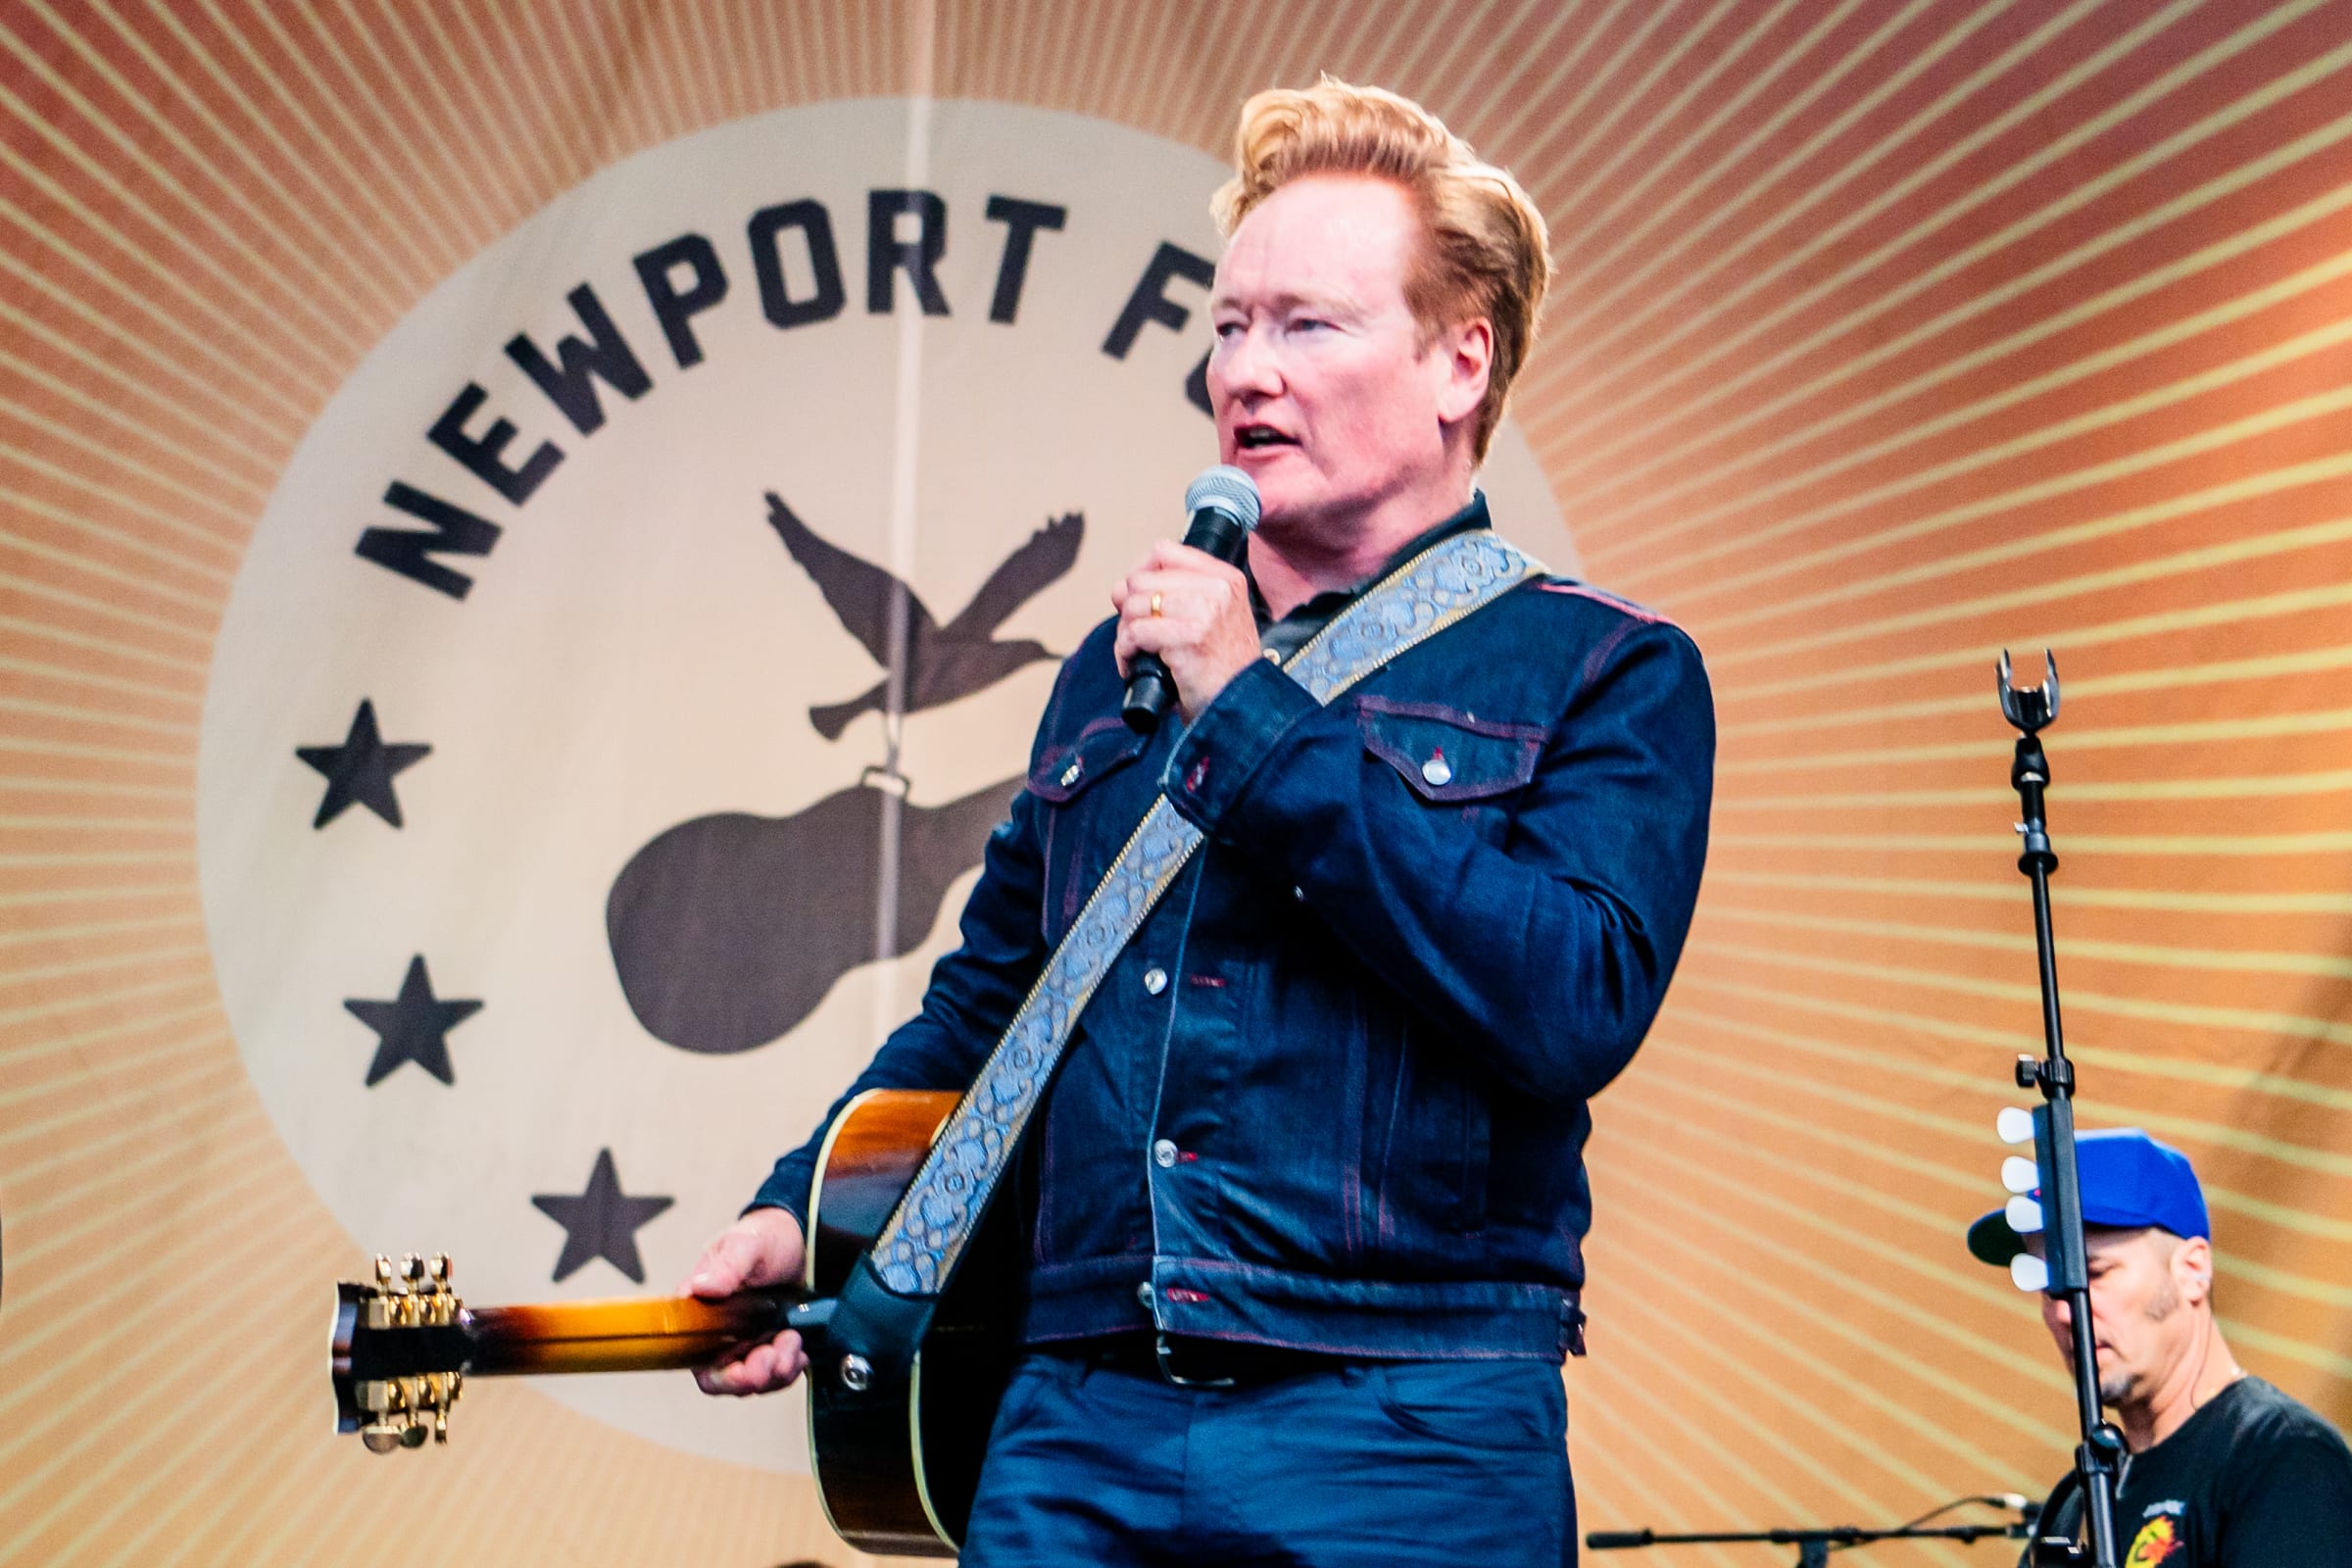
[1028,717,1153,946]
[1357,697,1544,837]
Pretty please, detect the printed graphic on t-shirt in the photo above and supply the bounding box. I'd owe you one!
[2125,1511,2185,1565]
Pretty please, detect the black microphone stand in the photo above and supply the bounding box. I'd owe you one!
[1588,1519,2027,1565]
[1997,650,2124,1568]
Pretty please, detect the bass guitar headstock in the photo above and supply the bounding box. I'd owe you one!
[332,1252,466,1452]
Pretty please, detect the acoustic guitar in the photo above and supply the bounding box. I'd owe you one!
[330,1088,1017,1558]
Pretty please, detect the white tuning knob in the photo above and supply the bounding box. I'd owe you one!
[2011,1253,2051,1293]
[1997,1105,2035,1146]
[2006,1196,2044,1234]
[2001,1155,2040,1195]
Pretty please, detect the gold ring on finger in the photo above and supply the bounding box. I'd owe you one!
[1150,592,1163,617]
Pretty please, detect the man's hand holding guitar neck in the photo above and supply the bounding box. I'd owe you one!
[684,1206,808,1396]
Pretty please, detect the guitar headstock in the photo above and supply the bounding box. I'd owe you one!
[331,1252,466,1452]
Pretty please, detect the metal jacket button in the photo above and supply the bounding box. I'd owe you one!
[1143,966,1168,995]
[1152,1139,1178,1168]
[1421,754,1453,787]
[1059,759,1082,786]
[1136,1281,1155,1307]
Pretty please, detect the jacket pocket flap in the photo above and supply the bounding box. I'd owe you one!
[1030,717,1151,803]
[1358,698,1543,803]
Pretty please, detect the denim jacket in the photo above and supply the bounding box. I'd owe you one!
[754,498,1715,1363]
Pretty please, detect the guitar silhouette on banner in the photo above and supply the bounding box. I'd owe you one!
[607,496,1084,1054]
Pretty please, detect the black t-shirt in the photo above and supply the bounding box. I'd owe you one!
[2031,1378,2352,1565]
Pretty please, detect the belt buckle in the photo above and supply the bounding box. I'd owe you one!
[1153,1333,1236,1390]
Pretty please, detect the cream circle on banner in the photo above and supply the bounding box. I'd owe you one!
[199,98,1579,1471]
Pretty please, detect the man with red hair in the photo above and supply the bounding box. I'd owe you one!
[692,78,1715,1565]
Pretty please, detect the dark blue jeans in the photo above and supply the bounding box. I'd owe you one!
[959,1350,1576,1566]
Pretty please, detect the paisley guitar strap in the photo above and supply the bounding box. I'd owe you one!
[822,526,1544,1374]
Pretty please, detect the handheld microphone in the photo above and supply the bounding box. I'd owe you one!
[1121,465,1262,732]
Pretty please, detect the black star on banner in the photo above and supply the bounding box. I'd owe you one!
[532,1150,674,1284]
[296,699,430,828]
[343,956,482,1087]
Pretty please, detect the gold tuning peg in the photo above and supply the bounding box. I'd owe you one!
[354,1250,465,1331]
[357,1379,410,1452]
[352,1369,464,1454]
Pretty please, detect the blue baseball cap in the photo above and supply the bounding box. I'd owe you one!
[1968,1128,2210,1265]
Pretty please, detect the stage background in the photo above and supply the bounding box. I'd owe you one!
[4,1,2351,1562]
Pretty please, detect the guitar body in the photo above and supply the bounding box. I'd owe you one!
[802,1089,1020,1557]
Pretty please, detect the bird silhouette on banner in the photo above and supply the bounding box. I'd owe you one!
[765,493,1083,739]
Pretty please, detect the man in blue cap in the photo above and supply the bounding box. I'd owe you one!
[1970,1128,2352,1564]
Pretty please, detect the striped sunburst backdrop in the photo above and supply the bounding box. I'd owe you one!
[3,2,2349,1563]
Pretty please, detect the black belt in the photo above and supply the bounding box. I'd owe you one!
[1047,1333,1353,1389]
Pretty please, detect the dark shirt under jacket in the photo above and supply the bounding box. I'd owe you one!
[754,492,1717,1362]
[1247,496,1488,659]
[2030,1377,2352,1566]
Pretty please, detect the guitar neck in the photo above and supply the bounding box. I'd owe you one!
[463,1292,802,1376]
[346,1290,802,1381]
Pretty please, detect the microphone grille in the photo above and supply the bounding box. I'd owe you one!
[1185,465,1261,531]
